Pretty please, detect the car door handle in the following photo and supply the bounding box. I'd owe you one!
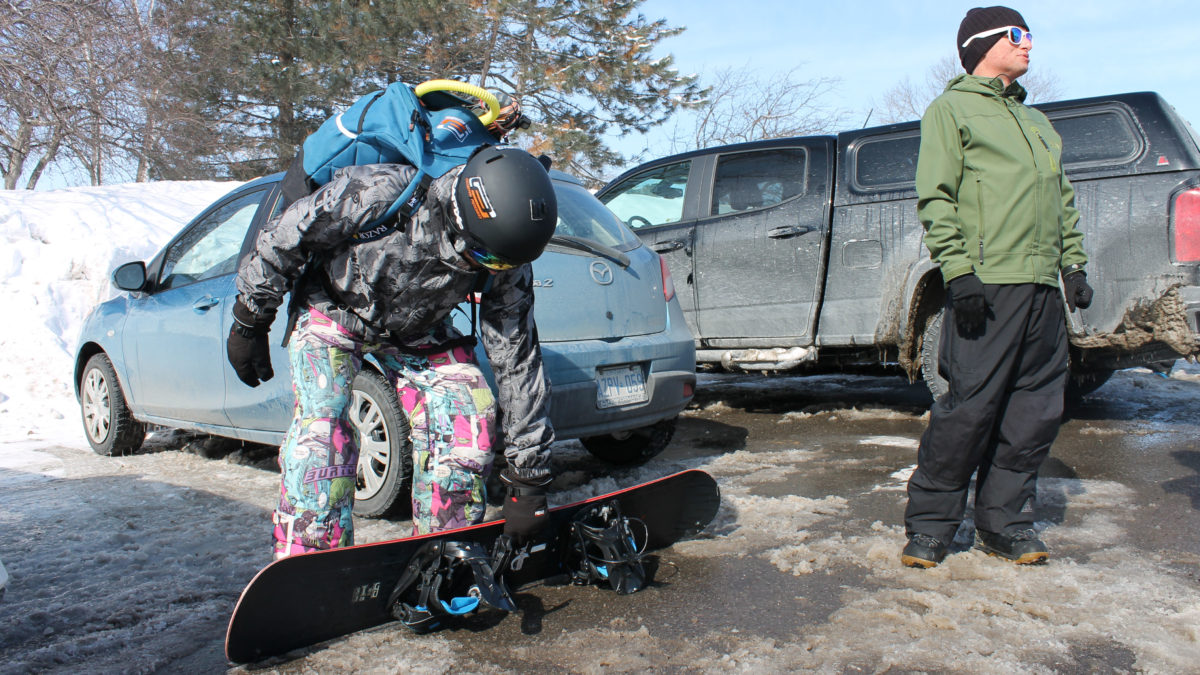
[651,240,685,253]
[192,295,221,312]
[767,225,816,239]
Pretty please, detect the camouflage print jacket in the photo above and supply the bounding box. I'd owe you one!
[235,163,554,478]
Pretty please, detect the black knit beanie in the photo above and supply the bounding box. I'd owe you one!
[957,6,1028,75]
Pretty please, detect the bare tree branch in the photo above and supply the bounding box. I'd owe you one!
[873,55,1066,125]
[666,64,845,153]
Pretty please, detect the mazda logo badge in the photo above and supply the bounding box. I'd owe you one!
[589,260,613,285]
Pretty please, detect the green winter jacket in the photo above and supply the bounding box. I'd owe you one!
[916,74,1087,287]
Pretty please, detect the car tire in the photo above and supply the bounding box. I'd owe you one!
[349,370,413,518]
[79,353,146,456]
[919,308,949,402]
[581,417,677,464]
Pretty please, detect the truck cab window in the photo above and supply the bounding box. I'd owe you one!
[599,160,691,230]
[711,149,807,215]
[852,133,921,191]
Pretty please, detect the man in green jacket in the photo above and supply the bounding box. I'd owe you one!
[902,6,1093,568]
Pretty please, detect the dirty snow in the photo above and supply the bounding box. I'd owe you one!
[2,181,1200,673]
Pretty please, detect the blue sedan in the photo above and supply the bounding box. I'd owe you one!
[74,171,696,516]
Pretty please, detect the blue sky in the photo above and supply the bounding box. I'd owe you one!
[612,0,1200,163]
[34,1,1198,189]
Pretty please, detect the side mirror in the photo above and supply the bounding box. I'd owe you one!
[111,261,147,292]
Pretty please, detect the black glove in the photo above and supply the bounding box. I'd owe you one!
[227,298,275,387]
[1063,270,1093,311]
[500,469,550,545]
[948,273,987,334]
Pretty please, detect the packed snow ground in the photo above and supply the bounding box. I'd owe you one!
[1,181,1199,672]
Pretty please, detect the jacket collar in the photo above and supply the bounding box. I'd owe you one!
[945,74,1028,102]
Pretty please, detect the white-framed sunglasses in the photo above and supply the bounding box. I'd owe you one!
[961,25,1032,48]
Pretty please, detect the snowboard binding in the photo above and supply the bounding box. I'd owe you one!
[388,539,517,633]
[565,500,650,595]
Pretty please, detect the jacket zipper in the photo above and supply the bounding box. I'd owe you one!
[1031,126,1054,261]
[976,174,984,265]
[1034,129,1057,172]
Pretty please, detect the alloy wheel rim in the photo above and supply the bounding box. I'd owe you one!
[349,390,391,500]
[82,368,111,443]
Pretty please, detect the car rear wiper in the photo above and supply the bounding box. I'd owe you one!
[548,235,630,268]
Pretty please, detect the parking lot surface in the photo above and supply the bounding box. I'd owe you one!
[1,366,1198,672]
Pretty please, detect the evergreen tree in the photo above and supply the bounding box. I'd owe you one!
[167,0,365,179]
[163,0,700,181]
[463,0,703,181]
[8,0,701,183]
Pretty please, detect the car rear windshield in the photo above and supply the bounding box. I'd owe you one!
[553,181,642,251]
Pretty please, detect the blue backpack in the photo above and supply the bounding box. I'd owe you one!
[279,80,499,242]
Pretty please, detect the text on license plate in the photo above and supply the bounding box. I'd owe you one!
[596,365,648,409]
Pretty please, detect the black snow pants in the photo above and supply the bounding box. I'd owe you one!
[905,283,1068,544]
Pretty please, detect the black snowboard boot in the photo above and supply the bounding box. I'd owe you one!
[976,528,1048,565]
[901,533,947,568]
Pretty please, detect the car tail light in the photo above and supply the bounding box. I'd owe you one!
[659,255,676,302]
[1173,187,1200,263]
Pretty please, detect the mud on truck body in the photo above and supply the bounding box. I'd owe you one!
[598,92,1200,399]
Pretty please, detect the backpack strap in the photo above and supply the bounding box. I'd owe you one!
[350,171,434,243]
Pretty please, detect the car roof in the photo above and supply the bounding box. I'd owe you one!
[240,172,284,190]
[244,168,583,189]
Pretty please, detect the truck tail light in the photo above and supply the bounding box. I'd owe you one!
[659,255,676,302]
[1173,187,1200,263]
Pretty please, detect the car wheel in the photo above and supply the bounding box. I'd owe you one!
[919,308,949,401]
[349,370,412,518]
[581,417,677,464]
[79,353,146,456]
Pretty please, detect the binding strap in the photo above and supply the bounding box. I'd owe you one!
[388,540,516,633]
[567,501,650,595]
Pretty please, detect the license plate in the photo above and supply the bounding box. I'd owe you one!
[596,365,648,409]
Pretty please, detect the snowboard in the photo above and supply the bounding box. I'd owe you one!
[225,469,720,664]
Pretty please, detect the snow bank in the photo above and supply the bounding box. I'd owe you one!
[0,181,243,445]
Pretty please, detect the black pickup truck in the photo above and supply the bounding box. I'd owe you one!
[597,92,1200,398]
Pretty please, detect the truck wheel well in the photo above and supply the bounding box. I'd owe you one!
[899,272,945,380]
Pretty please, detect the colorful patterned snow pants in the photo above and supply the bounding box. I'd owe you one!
[272,308,496,558]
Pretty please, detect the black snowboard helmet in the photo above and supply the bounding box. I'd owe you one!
[452,146,557,270]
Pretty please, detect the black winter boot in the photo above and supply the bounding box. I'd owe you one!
[901,533,947,568]
[976,528,1048,565]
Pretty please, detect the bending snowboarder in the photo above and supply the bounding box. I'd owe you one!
[229,134,558,559]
